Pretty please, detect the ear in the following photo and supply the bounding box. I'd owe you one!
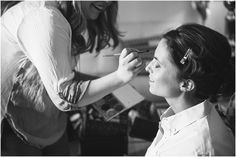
[179,79,195,92]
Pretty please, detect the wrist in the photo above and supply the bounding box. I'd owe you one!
[114,70,128,85]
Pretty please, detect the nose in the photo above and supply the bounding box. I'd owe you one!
[145,61,152,73]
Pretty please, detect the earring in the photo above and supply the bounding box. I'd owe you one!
[180,80,195,92]
[179,82,187,92]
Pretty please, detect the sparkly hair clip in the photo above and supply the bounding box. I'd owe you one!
[180,48,192,64]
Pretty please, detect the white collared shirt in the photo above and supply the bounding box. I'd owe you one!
[145,100,235,156]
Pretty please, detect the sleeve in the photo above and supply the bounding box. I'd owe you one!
[16,8,90,111]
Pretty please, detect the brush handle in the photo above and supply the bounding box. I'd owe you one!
[103,50,150,57]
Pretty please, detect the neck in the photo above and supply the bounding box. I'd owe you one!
[165,94,203,114]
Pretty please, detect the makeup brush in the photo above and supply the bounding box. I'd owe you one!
[103,49,150,57]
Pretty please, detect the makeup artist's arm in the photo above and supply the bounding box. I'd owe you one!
[76,48,145,107]
[17,9,144,111]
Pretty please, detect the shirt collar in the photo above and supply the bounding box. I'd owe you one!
[160,100,213,135]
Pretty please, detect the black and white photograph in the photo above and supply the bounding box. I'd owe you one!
[1,0,235,156]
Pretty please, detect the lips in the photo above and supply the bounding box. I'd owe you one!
[92,3,106,12]
[149,75,154,83]
[149,80,154,83]
[149,78,154,83]
[93,5,104,11]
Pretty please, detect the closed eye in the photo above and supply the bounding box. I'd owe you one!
[152,57,161,68]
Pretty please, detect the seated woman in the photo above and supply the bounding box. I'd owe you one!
[145,23,235,156]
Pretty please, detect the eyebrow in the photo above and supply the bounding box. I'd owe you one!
[153,57,161,64]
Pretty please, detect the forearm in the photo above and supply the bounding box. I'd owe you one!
[74,48,145,107]
[76,71,125,107]
[52,48,144,111]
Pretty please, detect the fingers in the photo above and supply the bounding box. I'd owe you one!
[127,56,145,75]
[133,62,146,74]
[116,48,146,83]
[128,57,142,68]
[125,52,139,64]
[120,48,129,58]
[120,48,142,67]
[120,48,139,59]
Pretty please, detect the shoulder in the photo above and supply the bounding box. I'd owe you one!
[206,107,235,155]
[21,5,71,32]
[190,109,235,155]
[180,121,213,155]
[17,5,71,42]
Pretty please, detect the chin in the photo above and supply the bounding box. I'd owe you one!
[149,87,157,95]
[149,87,163,97]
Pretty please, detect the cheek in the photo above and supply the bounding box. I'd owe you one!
[149,71,180,97]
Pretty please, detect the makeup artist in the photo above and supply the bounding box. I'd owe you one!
[1,1,145,155]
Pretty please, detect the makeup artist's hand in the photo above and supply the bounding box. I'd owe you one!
[115,48,145,83]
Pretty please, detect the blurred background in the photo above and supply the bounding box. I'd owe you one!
[118,1,228,40]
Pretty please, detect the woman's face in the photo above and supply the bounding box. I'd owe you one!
[80,1,113,20]
[145,39,182,98]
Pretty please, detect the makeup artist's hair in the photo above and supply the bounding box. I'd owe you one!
[58,1,121,55]
[163,23,234,101]
[1,1,121,55]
